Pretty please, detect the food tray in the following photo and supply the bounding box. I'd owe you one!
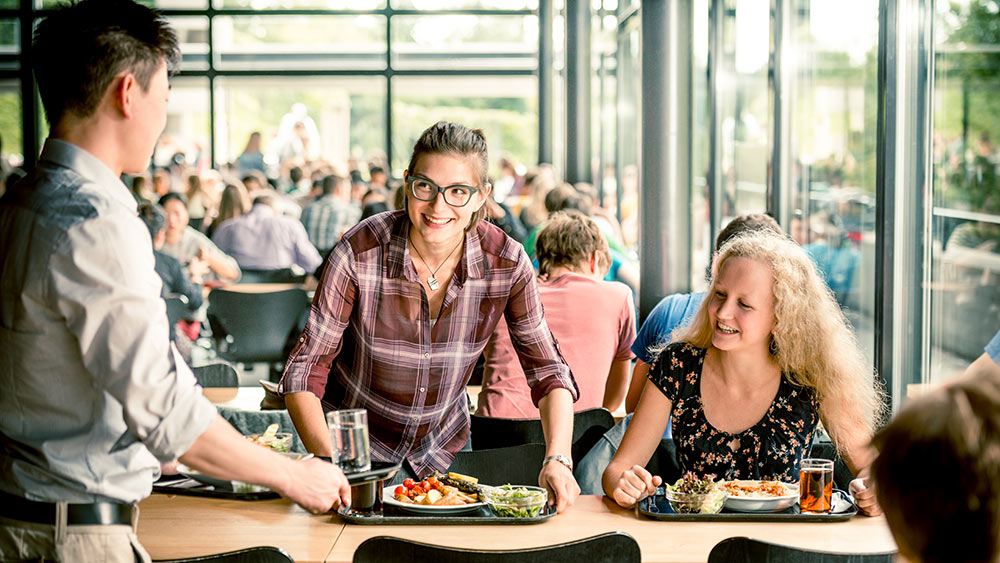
[638,489,857,522]
[338,502,557,525]
[152,476,279,501]
[346,461,400,486]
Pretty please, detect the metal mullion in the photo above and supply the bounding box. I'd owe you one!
[707,0,722,266]
[385,7,393,172]
[207,11,215,168]
[768,0,791,227]
[538,0,552,166]
[19,0,36,167]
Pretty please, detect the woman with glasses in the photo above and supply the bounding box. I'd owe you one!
[279,121,581,513]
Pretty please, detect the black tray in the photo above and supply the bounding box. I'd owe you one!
[338,502,557,525]
[152,476,279,501]
[346,461,401,486]
[638,490,857,522]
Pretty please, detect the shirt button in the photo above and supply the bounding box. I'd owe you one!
[411,416,419,422]
[299,337,305,343]
[419,387,426,393]
[423,352,429,359]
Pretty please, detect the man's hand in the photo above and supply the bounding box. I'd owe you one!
[538,458,580,513]
[849,477,882,516]
[275,457,352,514]
[611,464,662,508]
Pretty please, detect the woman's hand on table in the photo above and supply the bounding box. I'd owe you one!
[849,477,882,516]
[277,457,352,515]
[539,459,580,513]
[611,464,662,508]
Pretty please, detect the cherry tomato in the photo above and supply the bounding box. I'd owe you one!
[394,486,405,496]
[403,478,416,489]
[426,476,438,486]
[413,485,426,494]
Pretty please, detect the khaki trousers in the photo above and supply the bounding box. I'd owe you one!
[0,504,150,563]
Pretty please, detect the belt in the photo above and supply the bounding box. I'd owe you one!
[0,491,134,526]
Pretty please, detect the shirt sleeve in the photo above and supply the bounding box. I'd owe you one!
[279,241,357,399]
[194,227,241,282]
[52,212,216,462]
[631,296,670,363]
[615,288,637,361]
[986,329,1000,364]
[503,248,580,407]
[648,343,685,404]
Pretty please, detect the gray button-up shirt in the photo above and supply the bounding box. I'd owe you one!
[0,139,216,504]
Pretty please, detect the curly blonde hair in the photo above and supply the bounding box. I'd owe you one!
[670,231,885,451]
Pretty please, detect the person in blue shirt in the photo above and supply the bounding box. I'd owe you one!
[962,328,1000,382]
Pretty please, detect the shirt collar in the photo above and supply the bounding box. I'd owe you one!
[39,138,135,213]
[249,203,276,217]
[386,213,486,282]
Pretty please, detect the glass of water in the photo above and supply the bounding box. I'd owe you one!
[326,408,371,473]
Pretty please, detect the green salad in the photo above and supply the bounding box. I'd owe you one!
[486,485,547,518]
[664,472,725,514]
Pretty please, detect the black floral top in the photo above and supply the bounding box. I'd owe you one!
[650,342,818,482]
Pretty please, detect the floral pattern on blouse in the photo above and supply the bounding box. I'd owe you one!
[649,342,818,482]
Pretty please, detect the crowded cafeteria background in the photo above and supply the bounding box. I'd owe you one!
[1,0,999,562]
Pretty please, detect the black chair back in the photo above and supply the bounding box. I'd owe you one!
[808,441,856,490]
[707,537,896,563]
[192,362,239,388]
[164,295,190,328]
[207,288,310,364]
[447,444,546,486]
[238,268,307,284]
[351,531,640,563]
[154,545,294,562]
[470,408,615,467]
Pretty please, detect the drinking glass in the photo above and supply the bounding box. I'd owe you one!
[799,458,834,513]
[326,409,371,473]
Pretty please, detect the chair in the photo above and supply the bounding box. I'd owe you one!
[351,531,640,563]
[206,287,310,365]
[707,537,896,563]
[809,441,856,490]
[164,295,190,333]
[470,408,615,467]
[154,545,293,563]
[192,362,239,388]
[238,268,307,284]
[447,443,546,486]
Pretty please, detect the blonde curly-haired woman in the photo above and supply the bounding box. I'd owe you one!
[603,230,886,515]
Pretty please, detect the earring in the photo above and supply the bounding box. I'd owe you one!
[769,336,779,356]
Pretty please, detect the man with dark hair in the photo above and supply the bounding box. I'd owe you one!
[0,1,349,560]
[300,173,360,255]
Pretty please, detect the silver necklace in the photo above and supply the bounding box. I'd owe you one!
[409,234,463,291]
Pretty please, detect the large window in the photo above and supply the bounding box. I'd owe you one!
[927,0,1000,381]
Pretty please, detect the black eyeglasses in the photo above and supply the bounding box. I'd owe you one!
[406,174,481,207]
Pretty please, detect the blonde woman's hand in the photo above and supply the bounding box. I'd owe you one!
[611,464,662,508]
[849,477,882,516]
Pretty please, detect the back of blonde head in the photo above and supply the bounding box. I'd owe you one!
[671,231,885,450]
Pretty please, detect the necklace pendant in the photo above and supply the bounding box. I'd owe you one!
[427,275,440,291]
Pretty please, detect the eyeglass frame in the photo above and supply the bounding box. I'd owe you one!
[405,173,483,208]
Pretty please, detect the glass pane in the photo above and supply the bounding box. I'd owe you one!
[171,17,209,72]
[391,75,537,177]
[0,19,18,58]
[40,0,206,6]
[691,0,710,290]
[155,77,210,173]
[928,0,1000,382]
[215,76,387,173]
[718,0,770,220]
[213,15,387,71]
[393,0,535,7]
[0,0,16,8]
[391,14,537,70]
[218,0,384,7]
[0,80,22,169]
[786,0,880,367]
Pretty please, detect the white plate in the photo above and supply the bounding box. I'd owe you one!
[722,480,800,513]
[382,485,485,515]
[178,452,313,492]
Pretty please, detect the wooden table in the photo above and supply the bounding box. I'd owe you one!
[138,495,896,563]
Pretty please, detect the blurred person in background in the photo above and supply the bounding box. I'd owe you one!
[130,173,154,203]
[159,191,241,284]
[493,153,526,202]
[206,180,251,239]
[479,210,635,417]
[237,131,266,175]
[300,174,359,256]
[518,169,556,232]
[212,193,322,275]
